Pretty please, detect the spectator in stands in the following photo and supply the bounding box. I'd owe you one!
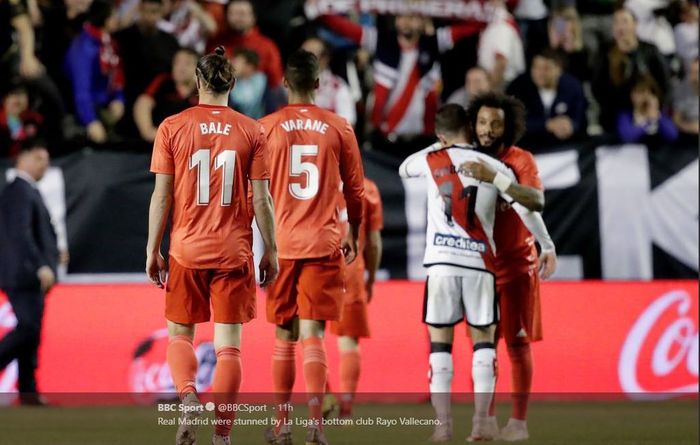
[133,48,199,142]
[202,0,228,32]
[228,48,267,119]
[116,0,180,114]
[0,84,44,159]
[513,0,550,64]
[0,0,43,87]
[446,66,493,109]
[617,75,678,144]
[674,0,698,64]
[478,0,526,90]
[625,0,676,57]
[64,0,125,145]
[507,49,587,148]
[306,1,483,155]
[1,0,66,150]
[160,0,217,54]
[209,0,284,108]
[576,0,616,66]
[592,7,671,133]
[116,0,142,29]
[39,0,91,106]
[673,57,699,136]
[548,6,590,82]
[301,37,356,125]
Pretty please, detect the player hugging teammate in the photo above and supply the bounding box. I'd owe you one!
[145,42,553,445]
[400,98,557,442]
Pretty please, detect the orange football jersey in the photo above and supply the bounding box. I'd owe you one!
[151,104,268,269]
[343,178,384,303]
[259,104,365,259]
[493,145,543,283]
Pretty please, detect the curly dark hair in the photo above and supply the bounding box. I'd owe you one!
[465,92,527,148]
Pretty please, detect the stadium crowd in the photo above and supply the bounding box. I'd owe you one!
[0,0,697,159]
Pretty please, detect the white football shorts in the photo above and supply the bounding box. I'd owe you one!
[423,269,498,327]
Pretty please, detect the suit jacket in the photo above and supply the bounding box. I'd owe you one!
[507,72,587,148]
[0,176,58,290]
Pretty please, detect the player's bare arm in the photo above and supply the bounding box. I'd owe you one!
[342,222,360,265]
[511,203,558,280]
[146,173,173,288]
[364,230,382,302]
[252,179,279,287]
[339,123,366,265]
[460,158,544,211]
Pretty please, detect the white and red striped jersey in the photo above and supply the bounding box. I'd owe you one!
[315,69,357,125]
[399,143,516,275]
[318,15,483,136]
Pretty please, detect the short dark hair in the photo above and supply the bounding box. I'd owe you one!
[196,46,235,94]
[227,0,254,12]
[435,104,468,136]
[631,74,662,99]
[87,0,114,27]
[235,48,260,67]
[284,49,319,93]
[3,81,27,97]
[533,48,564,67]
[19,138,48,154]
[465,92,527,147]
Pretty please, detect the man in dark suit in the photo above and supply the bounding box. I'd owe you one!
[0,139,58,404]
[506,48,587,150]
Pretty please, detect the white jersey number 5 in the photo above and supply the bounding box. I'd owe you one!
[190,149,236,206]
[289,144,319,200]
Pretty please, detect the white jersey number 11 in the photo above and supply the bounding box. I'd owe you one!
[190,149,236,206]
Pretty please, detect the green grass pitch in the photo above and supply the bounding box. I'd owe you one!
[0,400,696,444]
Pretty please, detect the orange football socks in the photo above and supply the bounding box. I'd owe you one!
[166,335,198,399]
[302,337,328,429]
[272,338,297,432]
[212,346,242,437]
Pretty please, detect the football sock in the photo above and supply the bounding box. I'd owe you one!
[429,343,454,423]
[302,336,328,429]
[212,347,242,437]
[339,350,361,414]
[507,343,533,420]
[472,342,496,418]
[272,338,296,432]
[166,335,198,399]
[488,341,499,417]
[325,372,332,394]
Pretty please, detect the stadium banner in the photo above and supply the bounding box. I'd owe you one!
[304,0,497,20]
[1,141,696,281]
[0,281,696,403]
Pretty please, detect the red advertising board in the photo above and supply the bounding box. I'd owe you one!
[0,281,697,402]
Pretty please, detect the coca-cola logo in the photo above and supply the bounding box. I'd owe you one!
[129,328,216,404]
[618,290,699,399]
